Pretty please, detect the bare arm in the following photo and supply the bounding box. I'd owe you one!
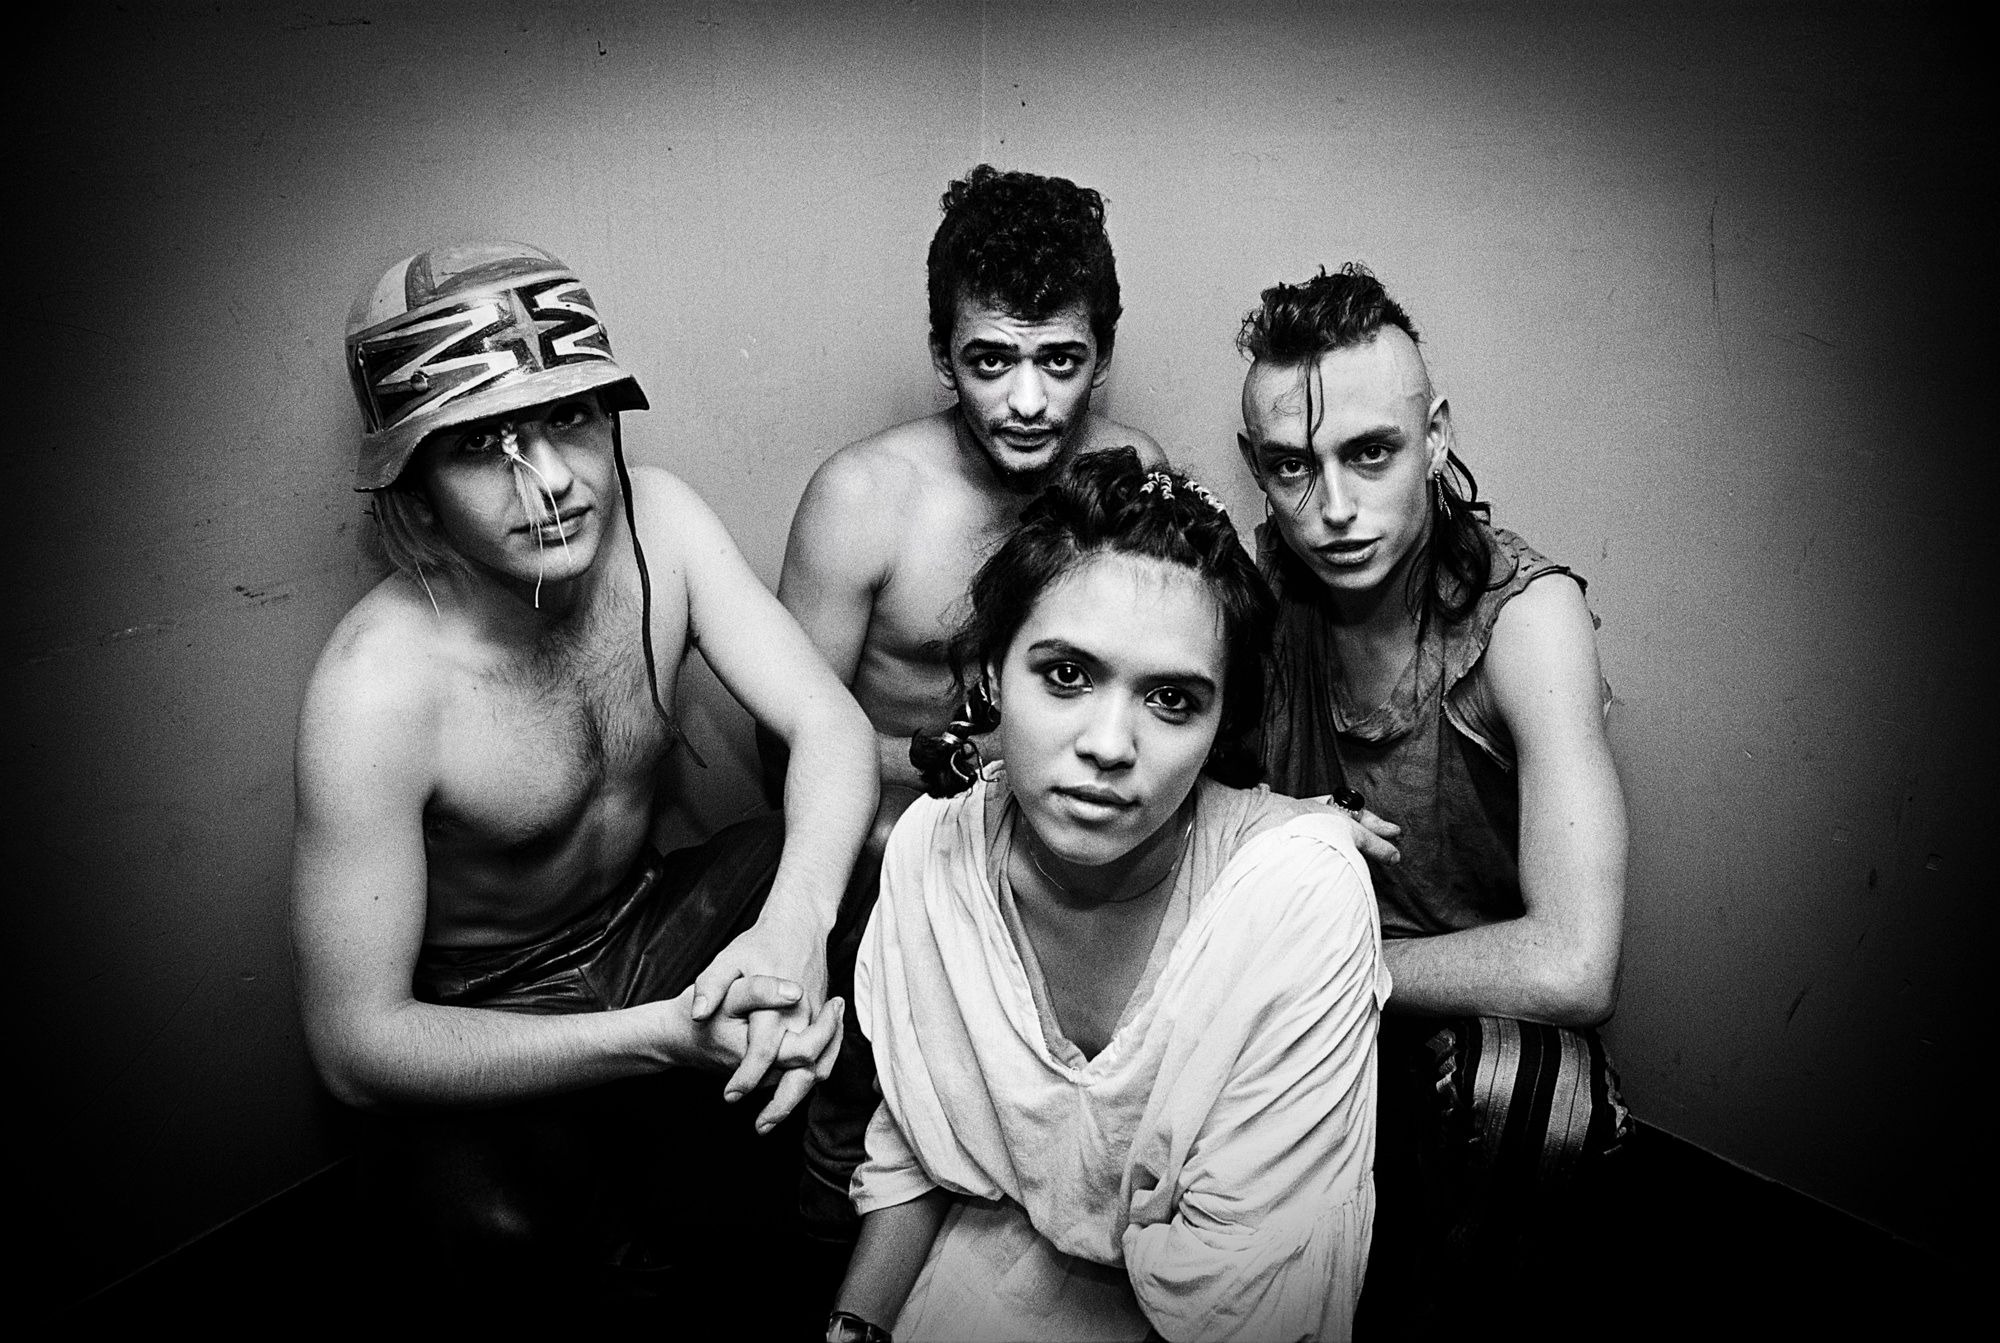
[1381,578,1627,1026]
[769,452,930,793]
[289,623,810,1111]
[643,470,878,1122]
[834,1188,952,1332]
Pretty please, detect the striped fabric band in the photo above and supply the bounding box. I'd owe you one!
[1424,1015,1631,1189]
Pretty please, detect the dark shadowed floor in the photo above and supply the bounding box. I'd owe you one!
[73,1120,1958,1336]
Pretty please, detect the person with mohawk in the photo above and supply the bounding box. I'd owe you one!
[1236,262,1631,1335]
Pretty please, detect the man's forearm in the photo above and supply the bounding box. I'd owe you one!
[771,722,925,802]
[313,993,695,1112]
[1383,915,1617,1027]
[764,700,880,931]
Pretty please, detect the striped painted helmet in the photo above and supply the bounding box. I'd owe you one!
[344,240,648,491]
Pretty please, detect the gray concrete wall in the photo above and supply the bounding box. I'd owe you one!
[10,0,1979,1303]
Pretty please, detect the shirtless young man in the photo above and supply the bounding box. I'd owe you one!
[768,166,1162,1233]
[1236,264,1630,1335]
[291,241,876,1296]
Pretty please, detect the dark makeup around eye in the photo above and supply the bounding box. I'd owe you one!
[1024,637,1218,711]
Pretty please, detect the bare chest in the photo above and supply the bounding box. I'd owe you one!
[853,498,1016,726]
[426,626,673,855]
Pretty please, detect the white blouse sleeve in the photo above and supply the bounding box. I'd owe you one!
[850,1095,939,1215]
[1122,818,1386,1342]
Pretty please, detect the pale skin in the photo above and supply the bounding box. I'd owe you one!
[989,558,1233,1059]
[292,394,878,1129]
[836,553,1252,1328]
[769,298,1164,827]
[1240,329,1627,1027]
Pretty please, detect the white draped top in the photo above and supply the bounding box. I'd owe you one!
[853,773,1388,1342]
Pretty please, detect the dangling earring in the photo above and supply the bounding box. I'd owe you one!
[1431,469,1448,521]
[911,679,1002,797]
[965,676,1001,734]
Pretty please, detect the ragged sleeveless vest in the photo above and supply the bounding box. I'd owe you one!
[1258,519,1588,939]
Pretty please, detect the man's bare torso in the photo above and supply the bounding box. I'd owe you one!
[336,513,689,950]
[835,409,1163,741]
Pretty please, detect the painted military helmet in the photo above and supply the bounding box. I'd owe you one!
[344,240,649,491]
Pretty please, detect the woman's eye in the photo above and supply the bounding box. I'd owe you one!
[547,401,593,431]
[457,428,501,454]
[1043,662,1088,691]
[1147,686,1198,718]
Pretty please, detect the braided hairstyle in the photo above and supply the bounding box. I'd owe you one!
[911,447,1275,796]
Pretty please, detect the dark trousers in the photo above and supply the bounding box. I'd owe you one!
[796,784,923,1241]
[354,815,814,1308]
[1359,1014,1631,1339]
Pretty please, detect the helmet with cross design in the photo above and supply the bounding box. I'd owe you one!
[344,240,648,491]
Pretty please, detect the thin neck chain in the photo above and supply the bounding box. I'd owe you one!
[1023,805,1196,907]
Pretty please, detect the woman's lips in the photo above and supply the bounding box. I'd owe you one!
[1055,784,1138,813]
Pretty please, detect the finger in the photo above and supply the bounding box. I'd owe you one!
[1311,793,1391,831]
[688,960,743,1022]
[1349,824,1402,866]
[720,974,807,1018]
[756,1066,817,1133]
[812,1000,846,1082]
[778,998,842,1070]
[724,1008,787,1102]
[772,1022,821,1069]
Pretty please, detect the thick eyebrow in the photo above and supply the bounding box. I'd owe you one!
[960,337,1090,358]
[1024,637,1220,696]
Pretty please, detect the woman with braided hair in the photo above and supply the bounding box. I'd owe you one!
[825,448,1386,1343]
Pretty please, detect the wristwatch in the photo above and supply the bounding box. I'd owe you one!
[825,1310,892,1343]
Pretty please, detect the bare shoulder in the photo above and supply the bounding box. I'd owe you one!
[625,461,713,528]
[307,576,447,709]
[809,412,951,510]
[1488,573,1599,664]
[1081,414,1165,465]
[296,576,447,786]
[784,413,949,567]
[1483,573,1607,731]
[624,461,749,567]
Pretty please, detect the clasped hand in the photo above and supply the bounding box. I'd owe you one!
[682,923,843,1134]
